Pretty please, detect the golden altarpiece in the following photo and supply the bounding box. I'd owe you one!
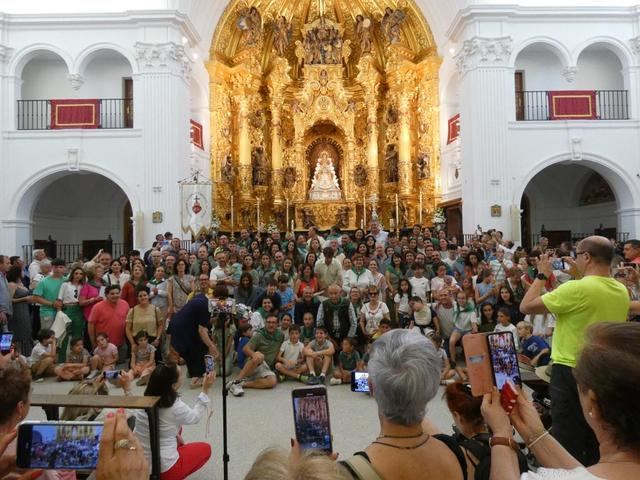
[208,0,440,231]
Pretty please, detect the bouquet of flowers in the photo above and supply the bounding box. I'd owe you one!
[264,218,279,235]
[432,208,446,225]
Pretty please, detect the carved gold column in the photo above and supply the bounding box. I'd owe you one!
[267,58,291,205]
[398,89,414,196]
[357,55,381,196]
[236,95,252,200]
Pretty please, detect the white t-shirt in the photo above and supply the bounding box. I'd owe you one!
[279,340,304,363]
[361,302,389,335]
[494,323,520,350]
[57,282,81,304]
[409,276,430,301]
[134,393,210,473]
[29,342,51,366]
[521,467,604,480]
[394,293,411,314]
[430,276,457,293]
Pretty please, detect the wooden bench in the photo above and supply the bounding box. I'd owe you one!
[31,394,162,480]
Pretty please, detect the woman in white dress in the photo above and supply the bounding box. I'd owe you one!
[359,286,390,340]
[482,322,640,480]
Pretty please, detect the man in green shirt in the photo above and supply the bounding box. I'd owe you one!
[227,312,283,396]
[520,236,629,465]
[33,258,66,330]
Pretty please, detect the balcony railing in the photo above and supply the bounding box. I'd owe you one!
[16,98,133,130]
[516,90,629,121]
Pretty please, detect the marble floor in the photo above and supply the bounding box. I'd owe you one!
[28,366,459,479]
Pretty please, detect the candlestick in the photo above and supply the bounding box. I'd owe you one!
[419,191,423,225]
[360,219,364,229]
[230,195,234,237]
[291,219,294,233]
[395,193,399,234]
[286,198,289,235]
[363,193,367,228]
[257,197,261,233]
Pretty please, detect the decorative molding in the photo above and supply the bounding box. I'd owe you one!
[67,73,85,90]
[455,36,512,74]
[562,66,578,83]
[0,45,13,64]
[571,137,583,160]
[134,41,192,78]
[630,36,640,57]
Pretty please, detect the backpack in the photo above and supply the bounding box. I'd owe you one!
[455,433,528,480]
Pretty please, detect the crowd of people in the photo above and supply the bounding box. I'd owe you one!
[1,223,640,479]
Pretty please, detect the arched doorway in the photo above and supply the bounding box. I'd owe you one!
[520,162,624,248]
[24,172,133,262]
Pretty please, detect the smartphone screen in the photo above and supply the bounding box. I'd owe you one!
[292,387,332,453]
[487,331,522,392]
[17,421,103,470]
[103,370,119,379]
[205,354,215,373]
[0,332,13,354]
[350,371,369,393]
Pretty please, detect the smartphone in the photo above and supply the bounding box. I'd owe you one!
[462,333,493,397]
[205,354,215,373]
[350,371,369,393]
[103,370,119,379]
[0,332,14,354]
[292,387,332,453]
[17,421,104,470]
[487,331,522,392]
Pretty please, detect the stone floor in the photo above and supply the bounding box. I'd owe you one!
[28,366,458,479]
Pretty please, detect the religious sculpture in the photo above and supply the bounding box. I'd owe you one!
[303,17,343,65]
[252,146,268,185]
[221,154,234,183]
[302,207,316,228]
[250,109,264,129]
[355,15,373,54]
[385,144,399,183]
[381,7,406,44]
[237,6,262,47]
[386,105,398,124]
[335,206,349,228]
[416,153,430,179]
[283,166,297,189]
[240,207,253,228]
[353,163,368,188]
[273,15,292,57]
[309,150,341,200]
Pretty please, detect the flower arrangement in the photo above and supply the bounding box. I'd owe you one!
[264,218,279,234]
[210,210,220,233]
[432,207,446,225]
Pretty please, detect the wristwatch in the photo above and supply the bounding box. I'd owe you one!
[536,273,548,281]
[490,436,519,451]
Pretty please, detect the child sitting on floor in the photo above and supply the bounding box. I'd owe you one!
[54,337,90,381]
[89,332,118,378]
[430,332,456,385]
[29,328,57,382]
[301,312,316,345]
[517,321,551,367]
[131,330,156,386]
[330,337,361,386]
[275,325,308,383]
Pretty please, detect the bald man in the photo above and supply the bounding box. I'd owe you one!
[520,235,629,466]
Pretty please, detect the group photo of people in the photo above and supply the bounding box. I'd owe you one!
[1,222,640,480]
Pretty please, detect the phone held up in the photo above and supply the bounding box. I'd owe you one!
[17,421,104,470]
[103,370,120,379]
[205,354,215,373]
[350,371,370,393]
[0,331,14,354]
[292,387,333,454]
[462,331,522,413]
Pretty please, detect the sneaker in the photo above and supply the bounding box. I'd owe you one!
[319,374,326,384]
[87,370,99,380]
[306,375,320,385]
[34,377,45,383]
[298,374,309,383]
[229,381,245,397]
[278,374,286,383]
[329,377,342,386]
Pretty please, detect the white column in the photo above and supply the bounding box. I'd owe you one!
[134,42,192,249]
[618,207,640,239]
[456,37,515,237]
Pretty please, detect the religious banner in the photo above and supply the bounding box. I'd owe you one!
[190,119,204,150]
[447,114,460,144]
[548,91,597,120]
[50,99,100,129]
[179,174,212,237]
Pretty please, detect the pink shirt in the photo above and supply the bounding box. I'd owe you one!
[80,283,102,319]
[88,299,128,346]
[92,343,118,366]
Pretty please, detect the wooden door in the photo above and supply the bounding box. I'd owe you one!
[515,71,525,121]
[123,78,133,128]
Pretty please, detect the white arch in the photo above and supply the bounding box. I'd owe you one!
[573,36,634,68]
[509,36,572,69]
[9,43,73,79]
[513,153,638,212]
[72,43,139,77]
[9,163,141,223]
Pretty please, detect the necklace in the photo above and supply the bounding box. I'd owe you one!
[377,430,424,439]
[372,435,430,450]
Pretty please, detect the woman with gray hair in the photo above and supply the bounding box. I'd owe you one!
[342,329,465,479]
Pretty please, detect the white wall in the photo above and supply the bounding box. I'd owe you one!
[575,49,624,90]
[83,55,132,98]
[32,173,129,244]
[515,49,565,91]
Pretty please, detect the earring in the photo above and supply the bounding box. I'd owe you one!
[588,411,593,417]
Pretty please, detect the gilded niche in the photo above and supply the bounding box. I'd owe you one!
[208,0,441,231]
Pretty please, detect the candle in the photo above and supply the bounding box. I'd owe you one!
[419,191,423,225]
[360,219,364,229]
[291,219,294,233]
[395,193,399,233]
[286,198,289,234]
[363,194,367,227]
[230,195,234,237]
[257,197,260,233]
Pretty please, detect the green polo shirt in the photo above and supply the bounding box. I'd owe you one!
[33,276,64,318]
[248,328,284,369]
